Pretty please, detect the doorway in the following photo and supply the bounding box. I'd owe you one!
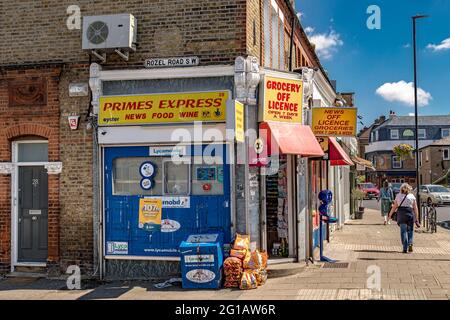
[263,155,296,259]
[12,140,49,266]
[18,166,48,262]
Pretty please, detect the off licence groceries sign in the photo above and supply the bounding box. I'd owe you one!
[98,91,229,126]
[312,107,357,137]
[261,76,303,123]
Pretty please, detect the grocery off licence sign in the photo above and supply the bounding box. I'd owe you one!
[98,91,229,126]
[260,76,303,123]
[311,107,357,137]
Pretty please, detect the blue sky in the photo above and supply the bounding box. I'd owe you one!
[295,0,450,129]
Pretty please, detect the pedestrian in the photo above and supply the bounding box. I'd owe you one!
[388,183,421,253]
[378,180,394,225]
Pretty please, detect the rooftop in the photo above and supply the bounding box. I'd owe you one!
[424,136,450,147]
[376,115,450,128]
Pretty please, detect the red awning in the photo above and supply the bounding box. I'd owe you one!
[260,122,325,157]
[329,137,354,166]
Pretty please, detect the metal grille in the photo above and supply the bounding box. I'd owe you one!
[322,262,349,269]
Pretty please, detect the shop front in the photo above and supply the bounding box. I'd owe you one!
[256,74,324,261]
[93,68,240,279]
[310,108,357,253]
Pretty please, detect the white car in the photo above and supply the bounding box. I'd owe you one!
[418,185,450,206]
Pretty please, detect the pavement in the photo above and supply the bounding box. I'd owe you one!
[1,207,450,300]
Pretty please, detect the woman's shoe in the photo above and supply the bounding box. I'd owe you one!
[384,221,387,225]
[408,245,413,252]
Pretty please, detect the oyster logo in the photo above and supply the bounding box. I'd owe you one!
[161,219,181,233]
[186,269,216,283]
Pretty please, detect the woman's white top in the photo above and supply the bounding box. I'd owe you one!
[395,193,416,208]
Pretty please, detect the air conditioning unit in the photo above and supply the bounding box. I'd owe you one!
[82,14,137,52]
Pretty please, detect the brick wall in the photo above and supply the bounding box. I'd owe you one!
[0,66,61,272]
[420,146,450,184]
[0,0,248,67]
[58,65,94,273]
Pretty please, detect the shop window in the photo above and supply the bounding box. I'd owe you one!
[191,156,224,195]
[18,142,48,162]
[163,160,190,195]
[113,157,163,196]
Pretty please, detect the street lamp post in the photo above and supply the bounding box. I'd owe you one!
[412,14,428,221]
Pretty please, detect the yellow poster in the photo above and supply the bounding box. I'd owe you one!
[312,107,357,137]
[98,91,229,126]
[260,76,303,123]
[235,100,245,143]
[139,198,162,232]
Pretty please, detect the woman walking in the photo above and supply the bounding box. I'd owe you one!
[388,183,420,253]
[378,180,394,225]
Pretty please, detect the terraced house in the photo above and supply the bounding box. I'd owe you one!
[0,0,355,279]
[365,112,450,187]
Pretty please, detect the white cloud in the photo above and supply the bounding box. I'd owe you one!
[308,29,343,60]
[427,38,450,52]
[375,80,432,107]
[296,11,303,20]
[304,26,314,34]
[402,43,411,48]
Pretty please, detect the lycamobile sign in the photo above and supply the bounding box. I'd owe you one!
[146,196,190,208]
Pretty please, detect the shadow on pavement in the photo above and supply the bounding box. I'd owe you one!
[0,278,66,291]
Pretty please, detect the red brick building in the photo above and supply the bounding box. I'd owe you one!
[1,0,339,279]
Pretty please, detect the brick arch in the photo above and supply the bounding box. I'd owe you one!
[4,124,54,141]
[1,123,59,162]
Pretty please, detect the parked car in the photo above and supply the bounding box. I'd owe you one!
[417,184,450,206]
[357,182,380,200]
[391,183,402,197]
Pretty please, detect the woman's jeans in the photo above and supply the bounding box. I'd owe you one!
[399,223,413,251]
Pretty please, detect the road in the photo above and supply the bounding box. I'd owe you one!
[363,199,450,223]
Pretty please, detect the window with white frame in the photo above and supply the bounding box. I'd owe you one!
[444,148,450,161]
[390,129,399,139]
[442,128,450,138]
[425,149,429,161]
[392,155,402,169]
[375,130,379,141]
[418,128,426,139]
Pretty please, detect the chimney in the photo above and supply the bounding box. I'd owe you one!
[389,110,396,119]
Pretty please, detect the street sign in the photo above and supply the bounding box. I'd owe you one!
[144,56,200,68]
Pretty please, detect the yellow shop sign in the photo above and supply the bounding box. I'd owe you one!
[260,76,303,123]
[312,107,357,137]
[98,91,229,126]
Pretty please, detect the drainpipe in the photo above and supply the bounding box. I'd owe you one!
[89,63,103,279]
[288,14,295,72]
